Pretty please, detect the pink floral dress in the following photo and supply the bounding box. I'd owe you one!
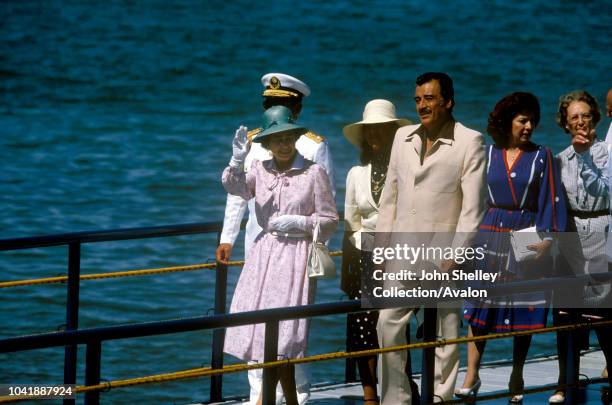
[221,153,338,361]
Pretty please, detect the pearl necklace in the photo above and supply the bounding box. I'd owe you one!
[371,156,389,198]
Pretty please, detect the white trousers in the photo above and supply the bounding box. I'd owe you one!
[377,306,460,404]
[247,363,310,405]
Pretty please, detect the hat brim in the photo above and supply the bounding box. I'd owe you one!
[343,118,412,147]
[253,123,307,143]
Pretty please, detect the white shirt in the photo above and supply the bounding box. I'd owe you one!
[557,140,609,212]
[605,120,612,145]
[605,121,612,259]
[557,141,610,276]
[344,164,379,251]
[219,127,335,255]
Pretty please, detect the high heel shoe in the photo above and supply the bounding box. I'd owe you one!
[508,371,524,403]
[454,378,481,398]
[548,390,565,403]
[509,394,523,403]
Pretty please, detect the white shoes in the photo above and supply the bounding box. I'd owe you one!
[509,394,523,403]
[548,391,565,403]
[269,390,309,405]
[296,391,310,405]
[454,378,481,398]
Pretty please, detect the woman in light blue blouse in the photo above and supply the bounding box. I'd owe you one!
[553,90,612,404]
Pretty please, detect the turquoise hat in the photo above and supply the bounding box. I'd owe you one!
[253,106,306,143]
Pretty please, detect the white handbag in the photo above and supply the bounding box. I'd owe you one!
[509,226,542,262]
[307,220,336,279]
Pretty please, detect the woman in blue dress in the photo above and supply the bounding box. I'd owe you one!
[456,92,567,403]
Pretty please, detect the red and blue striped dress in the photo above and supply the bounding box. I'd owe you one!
[463,144,567,332]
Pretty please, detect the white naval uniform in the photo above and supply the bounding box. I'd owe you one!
[218,126,335,405]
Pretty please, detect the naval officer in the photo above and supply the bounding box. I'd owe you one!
[215,72,335,405]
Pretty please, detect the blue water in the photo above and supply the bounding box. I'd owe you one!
[1,1,610,403]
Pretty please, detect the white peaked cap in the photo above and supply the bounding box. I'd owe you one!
[261,73,311,97]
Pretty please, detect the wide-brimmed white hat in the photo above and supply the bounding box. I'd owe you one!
[343,99,412,147]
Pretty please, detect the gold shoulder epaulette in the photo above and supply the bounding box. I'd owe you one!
[304,131,325,144]
[247,127,262,142]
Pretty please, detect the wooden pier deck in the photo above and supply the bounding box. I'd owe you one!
[202,349,608,404]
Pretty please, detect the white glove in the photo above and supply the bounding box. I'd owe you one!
[268,215,310,233]
[229,125,250,168]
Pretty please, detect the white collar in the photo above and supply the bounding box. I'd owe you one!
[263,152,306,173]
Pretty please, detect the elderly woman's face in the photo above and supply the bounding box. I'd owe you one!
[268,133,298,165]
[510,113,536,147]
[363,122,396,152]
[566,101,594,139]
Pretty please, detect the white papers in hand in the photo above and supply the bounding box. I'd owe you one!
[510,226,541,262]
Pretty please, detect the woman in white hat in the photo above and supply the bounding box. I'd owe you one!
[341,99,411,404]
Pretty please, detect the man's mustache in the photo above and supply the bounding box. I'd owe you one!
[418,108,432,115]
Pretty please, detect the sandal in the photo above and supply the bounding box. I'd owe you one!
[549,390,565,403]
[455,378,481,398]
[508,371,524,403]
[509,394,523,403]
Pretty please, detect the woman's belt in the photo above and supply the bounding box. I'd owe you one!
[270,230,308,238]
[569,209,610,219]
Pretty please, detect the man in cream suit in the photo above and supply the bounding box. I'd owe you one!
[375,72,486,404]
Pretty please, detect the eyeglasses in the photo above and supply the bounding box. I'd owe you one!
[568,113,593,123]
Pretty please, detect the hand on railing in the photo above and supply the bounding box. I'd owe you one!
[216,243,233,265]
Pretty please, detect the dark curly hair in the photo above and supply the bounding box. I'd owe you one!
[556,90,601,133]
[487,92,540,148]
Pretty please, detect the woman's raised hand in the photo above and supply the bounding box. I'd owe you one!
[571,128,596,155]
[229,125,251,168]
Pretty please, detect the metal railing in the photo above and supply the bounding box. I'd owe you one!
[0,218,358,404]
[2,263,611,404]
[2,224,612,405]
[0,300,366,405]
[0,221,241,404]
